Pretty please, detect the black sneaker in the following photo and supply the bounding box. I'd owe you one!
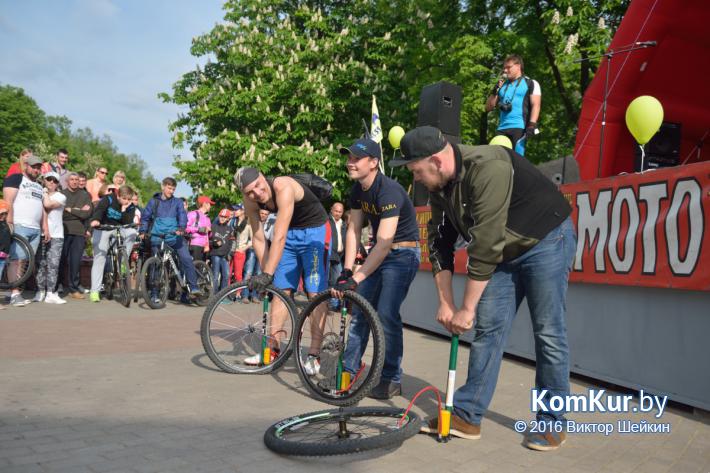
[368,380,402,400]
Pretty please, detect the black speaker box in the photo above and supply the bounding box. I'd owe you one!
[417,82,462,136]
[634,122,681,171]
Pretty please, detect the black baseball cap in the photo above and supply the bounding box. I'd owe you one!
[339,138,381,160]
[388,126,447,167]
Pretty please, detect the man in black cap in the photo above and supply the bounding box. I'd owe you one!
[331,138,420,399]
[391,126,576,451]
[234,167,330,371]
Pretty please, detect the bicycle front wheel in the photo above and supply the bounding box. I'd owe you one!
[201,282,297,374]
[193,260,213,306]
[264,406,421,456]
[0,234,36,289]
[141,256,168,309]
[115,250,131,307]
[295,290,384,406]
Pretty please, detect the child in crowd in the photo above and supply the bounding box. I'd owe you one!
[210,208,234,294]
[34,172,67,304]
[88,185,136,302]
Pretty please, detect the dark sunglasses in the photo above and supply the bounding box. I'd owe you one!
[45,177,59,183]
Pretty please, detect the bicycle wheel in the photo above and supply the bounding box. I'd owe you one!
[0,234,36,289]
[295,290,384,406]
[193,260,213,306]
[104,252,115,301]
[201,282,297,374]
[264,406,421,456]
[115,250,131,307]
[132,257,142,303]
[140,256,168,309]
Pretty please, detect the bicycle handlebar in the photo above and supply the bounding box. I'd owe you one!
[95,223,139,231]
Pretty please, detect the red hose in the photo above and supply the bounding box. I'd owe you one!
[398,385,442,427]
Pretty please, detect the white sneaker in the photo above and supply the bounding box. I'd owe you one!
[243,349,280,366]
[44,292,66,305]
[10,294,30,307]
[303,355,320,376]
[32,290,46,302]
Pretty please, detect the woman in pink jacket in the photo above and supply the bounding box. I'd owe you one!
[186,195,213,261]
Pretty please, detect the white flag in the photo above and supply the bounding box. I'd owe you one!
[370,95,383,144]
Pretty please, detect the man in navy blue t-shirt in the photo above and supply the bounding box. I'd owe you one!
[332,138,421,399]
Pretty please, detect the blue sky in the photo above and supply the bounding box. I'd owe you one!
[0,0,224,196]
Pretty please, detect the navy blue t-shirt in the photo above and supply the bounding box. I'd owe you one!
[349,172,419,244]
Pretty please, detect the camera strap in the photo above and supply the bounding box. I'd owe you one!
[500,77,523,103]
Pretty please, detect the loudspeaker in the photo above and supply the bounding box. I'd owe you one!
[417,82,462,136]
[536,156,580,185]
[634,122,681,171]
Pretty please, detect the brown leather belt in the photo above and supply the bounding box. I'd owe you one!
[391,241,419,250]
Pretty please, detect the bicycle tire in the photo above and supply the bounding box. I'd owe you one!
[295,290,385,406]
[193,260,213,306]
[104,252,115,301]
[264,406,421,456]
[200,282,297,374]
[0,234,36,289]
[141,256,168,309]
[132,257,142,303]
[116,250,131,308]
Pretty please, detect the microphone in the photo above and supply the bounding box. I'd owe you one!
[635,41,657,47]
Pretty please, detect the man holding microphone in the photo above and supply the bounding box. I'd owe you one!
[485,54,541,156]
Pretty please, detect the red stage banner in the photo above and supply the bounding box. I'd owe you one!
[415,161,710,291]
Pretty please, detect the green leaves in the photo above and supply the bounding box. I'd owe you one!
[164,0,629,203]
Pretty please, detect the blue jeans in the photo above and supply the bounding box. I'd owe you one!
[342,247,420,384]
[211,255,230,293]
[452,217,576,425]
[243,249,261,300]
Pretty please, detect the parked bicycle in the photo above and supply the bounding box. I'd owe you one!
[140,233,213,309]
[0,233,36,290]
[95,223,136,307]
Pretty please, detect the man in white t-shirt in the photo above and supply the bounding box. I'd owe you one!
[2,155,48,306]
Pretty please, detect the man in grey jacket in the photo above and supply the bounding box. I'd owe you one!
[59,172,93,299]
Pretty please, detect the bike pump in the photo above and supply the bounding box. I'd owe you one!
[438,334,458,442]
[260,295,271,365]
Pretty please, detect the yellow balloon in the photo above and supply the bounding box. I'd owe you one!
[625,96,664,145]
[388,126,405,149]
[489,135,513,149]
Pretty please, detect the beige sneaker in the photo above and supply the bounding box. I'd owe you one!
[420,413,481,440]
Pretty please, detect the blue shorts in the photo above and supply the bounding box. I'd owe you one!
[11,224,41,259]
[273,224,330,293]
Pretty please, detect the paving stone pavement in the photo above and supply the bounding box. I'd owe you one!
[1,294,708,473]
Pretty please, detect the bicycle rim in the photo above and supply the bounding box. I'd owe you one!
[200,283,297,374]
[264,406,421,456]
[0,234,35,289]
[295,290,385,406]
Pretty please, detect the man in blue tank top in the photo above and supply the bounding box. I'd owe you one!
[485,54,541,156]
[331,138,421,399]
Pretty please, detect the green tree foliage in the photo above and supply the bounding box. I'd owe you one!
[164,0,629,200]
[0,84,160,203]
[0,85,47,165]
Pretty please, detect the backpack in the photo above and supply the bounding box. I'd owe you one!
[289,173,333,201]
